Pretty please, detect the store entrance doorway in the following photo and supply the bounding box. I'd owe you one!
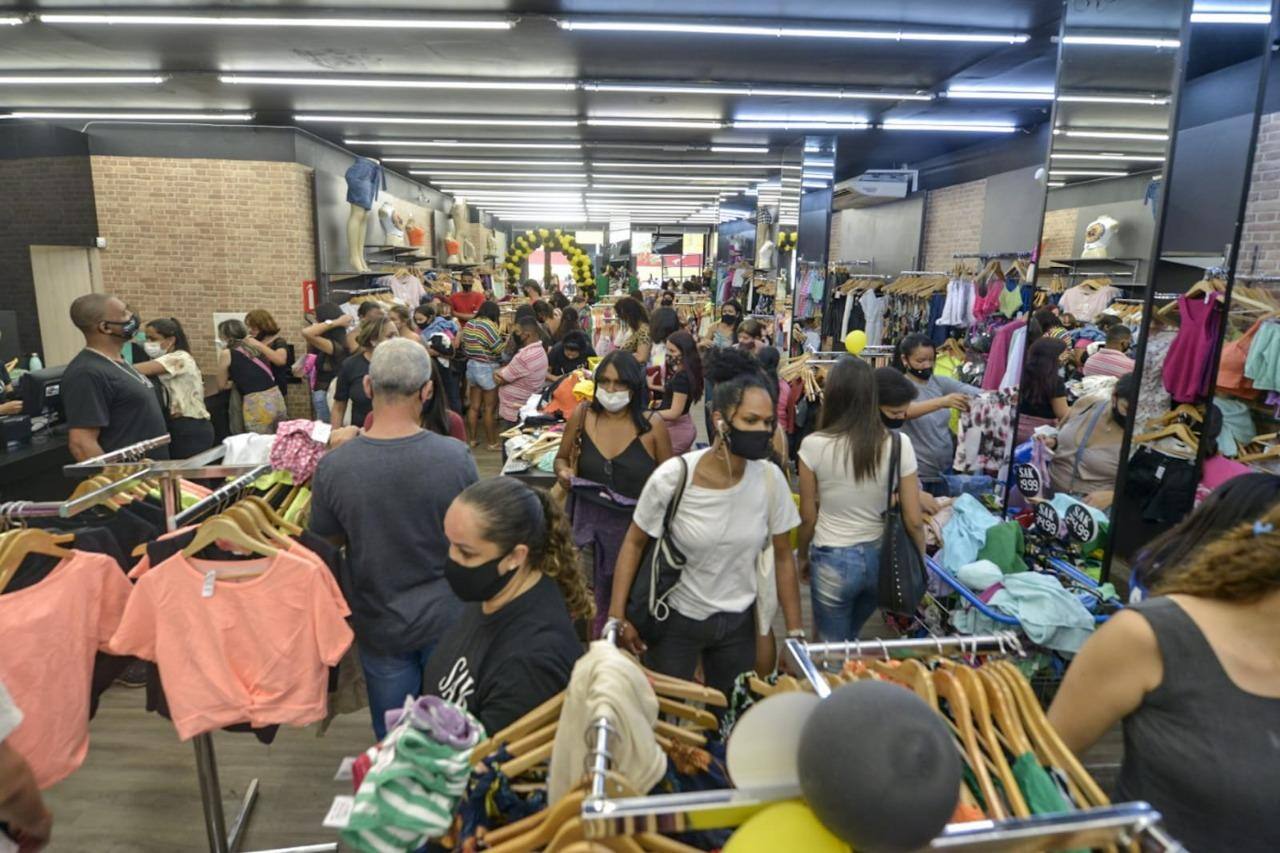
[30,245,103,367]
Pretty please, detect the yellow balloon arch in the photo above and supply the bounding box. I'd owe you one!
[504,228,593,286]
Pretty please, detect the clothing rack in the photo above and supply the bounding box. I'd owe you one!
[1234,273,1280,282]
[783,633,1025,698]
[61,442,326,853]
[899,270,950,276]
[67,433,171,467]
[0,470,151,522]
[953,252,1031,260]
[330,285,393,296]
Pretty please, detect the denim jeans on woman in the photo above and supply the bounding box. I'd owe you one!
[809,541,882,642]
[358,642,437,741]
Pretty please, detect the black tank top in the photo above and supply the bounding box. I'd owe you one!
[1116,597,1280,852]
[577,419,657,500]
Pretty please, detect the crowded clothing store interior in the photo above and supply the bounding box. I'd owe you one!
[2,1,1279,851]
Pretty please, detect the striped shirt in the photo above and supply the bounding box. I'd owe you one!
[497,342,549,422]
[1082,347,1135,379]
[459,318,504,363]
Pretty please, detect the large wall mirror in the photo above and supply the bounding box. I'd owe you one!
[1005,1,1195,580]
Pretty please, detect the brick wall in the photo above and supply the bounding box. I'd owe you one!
[1239,112,1280,271]
[90,156,316,416]
[0,156,99,356]
[921,179,987,272]
[828,214,843,263]
[1040,207,1080,262]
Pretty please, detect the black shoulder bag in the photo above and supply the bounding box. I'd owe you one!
[626,457,689,643]
[877,433,928,615]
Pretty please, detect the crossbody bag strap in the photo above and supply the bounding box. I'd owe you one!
[662,456,689,535]
[1068,401,1110,491]
[884,431,901,512]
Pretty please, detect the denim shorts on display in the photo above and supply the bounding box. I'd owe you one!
[467,360,497,391]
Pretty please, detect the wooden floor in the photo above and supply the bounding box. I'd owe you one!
[38,430,1124,851]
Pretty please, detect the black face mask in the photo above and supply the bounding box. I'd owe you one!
[102,316,140,340]
[907,366,933,381]
[722,314,738,324]
[444,553,517,602]
[461,283,474,291]
[416,319,430,330]
[1111,405,1127,428]
[881,413,906,429]
[726,426,773,460]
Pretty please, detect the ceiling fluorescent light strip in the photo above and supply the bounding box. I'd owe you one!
[945,88,1054,101]
[882,120,1016,133]
[39,14,512,29]
[710,146,770,153]
[298,114,576,127]
[557,19,1029,44]
[1048,170,1130,177]
[1190,11,1272,24]
[346,139,582,149]
[222,75,574,91]
[5,110,252,121]
[436,181,589,188]
[732,120,869,130]
[1057,93,1170,105]
[0,74,167,84]
[585,81,931,100]
[1050,152,1166,161]
[383,157,584,166]
[1056,129,1169,141]
[593,161,774,170]
[1060,34,1181,48]
[418,170,585,178]
[590,173,756,182]
[586,118,724,128]
[0,17,23,25]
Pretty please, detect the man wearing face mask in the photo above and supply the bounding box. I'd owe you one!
[449,271,484,325]
[310,339,479,740]
[1043,372,1135,510]
[62,294,171,461]
[494,317,549,433]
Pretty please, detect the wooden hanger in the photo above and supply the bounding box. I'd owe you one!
[941,662,1028,817]
[241,495,303,536]
[0,529,73,593]
[1149,404,1203,426]
[868,658,938,710]
[933,667,1004,819]
[181,515,278,561]
[471,692,565,765]
[975,666,1033,758]
[1131,421,1199,450]
[656,697,718,731]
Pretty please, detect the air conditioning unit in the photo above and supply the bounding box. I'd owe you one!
[834,169,917,209]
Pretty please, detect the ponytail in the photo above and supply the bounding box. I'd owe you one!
[529,488,594,621]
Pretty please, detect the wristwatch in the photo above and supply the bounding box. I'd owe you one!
[786,628,807,639]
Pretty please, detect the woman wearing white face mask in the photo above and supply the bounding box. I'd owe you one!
[133,318,215,458]
[555,351,672,635]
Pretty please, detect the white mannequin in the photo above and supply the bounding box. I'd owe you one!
[379,202,405,245]
[756,238,777,270]
[346,204,371,273]
[1082,215,1120,259]
[448,201,469,265]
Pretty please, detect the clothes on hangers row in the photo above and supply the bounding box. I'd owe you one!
[1164,293,1225,404]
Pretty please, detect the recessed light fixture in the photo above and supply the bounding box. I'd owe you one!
[3,110,252,121]
[557,19,1029,44]
[1051,152,1166,162]
[382,158,584,167]
[882,120,1017,133]
[585,118,725,129]
[1049,170,1130,177]
[299,114,577,127]
[221,74,574,91]
[346,139,582,150]
[732,119,869,130]
[584,81,931,100]
[1061,34,1181,49]
[39,13,512,29]
[0,74,168,85]
[1055,129,1169,141]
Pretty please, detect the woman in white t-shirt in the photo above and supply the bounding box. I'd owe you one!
[797,356,925,642]
[610,349,804,701]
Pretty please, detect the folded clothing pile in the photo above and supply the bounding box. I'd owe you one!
[343,695,484,853]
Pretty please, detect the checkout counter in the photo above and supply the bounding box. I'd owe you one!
[1,365,75,501]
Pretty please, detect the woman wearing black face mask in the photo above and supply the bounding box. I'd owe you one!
[894,333,977,497]
[609,348,805,703]
[1040,372,1135,510]
[797,357,924,642]
[421,478,589,734]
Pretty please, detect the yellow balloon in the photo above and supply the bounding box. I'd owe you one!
[724,802,848,853]
[539,228,550,238]
[844,329,867,356]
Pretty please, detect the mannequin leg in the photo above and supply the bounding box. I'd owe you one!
[347,203,370,272]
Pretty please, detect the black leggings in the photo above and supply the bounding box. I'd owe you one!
[643,607,755,709]
[168,417,215,459]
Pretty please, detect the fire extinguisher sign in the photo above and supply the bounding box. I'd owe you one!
[302,280,317,314]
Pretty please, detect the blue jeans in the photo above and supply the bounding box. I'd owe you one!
[359,642,437,741]
[809,542,882,642]
[312,389,331,423]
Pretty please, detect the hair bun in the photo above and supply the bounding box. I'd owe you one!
[705,346,762,384]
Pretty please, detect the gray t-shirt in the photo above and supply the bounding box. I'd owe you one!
[310,430,479,655]
[900,373,977,481]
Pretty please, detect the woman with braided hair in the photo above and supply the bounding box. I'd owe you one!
[422,477,588,734]
[1049,499,1280,852]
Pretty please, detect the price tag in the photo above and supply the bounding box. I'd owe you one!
[335,756,356,781]
[1014,463,1042,498]
[323,796,354,829]
[201,570,216,598]
[1064,504,1099,543]
[1034,502,1061,538]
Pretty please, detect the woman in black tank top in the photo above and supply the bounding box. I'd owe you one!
[554,351,673,635]
[1049,503,1280,852]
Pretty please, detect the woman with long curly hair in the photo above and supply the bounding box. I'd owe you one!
[421,477,591,734]
[1048,496,1280,851]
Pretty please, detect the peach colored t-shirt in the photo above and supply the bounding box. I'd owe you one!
[108,548,353,740]
[0,552,131,788]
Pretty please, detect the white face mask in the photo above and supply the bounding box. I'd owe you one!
[143,341,166,358]
[596,388,632,413]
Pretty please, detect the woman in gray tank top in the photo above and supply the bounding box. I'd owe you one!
[1048,507,1280,851]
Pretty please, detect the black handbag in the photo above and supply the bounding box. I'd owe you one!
[877,433,928,615]
[626,457,689,642]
